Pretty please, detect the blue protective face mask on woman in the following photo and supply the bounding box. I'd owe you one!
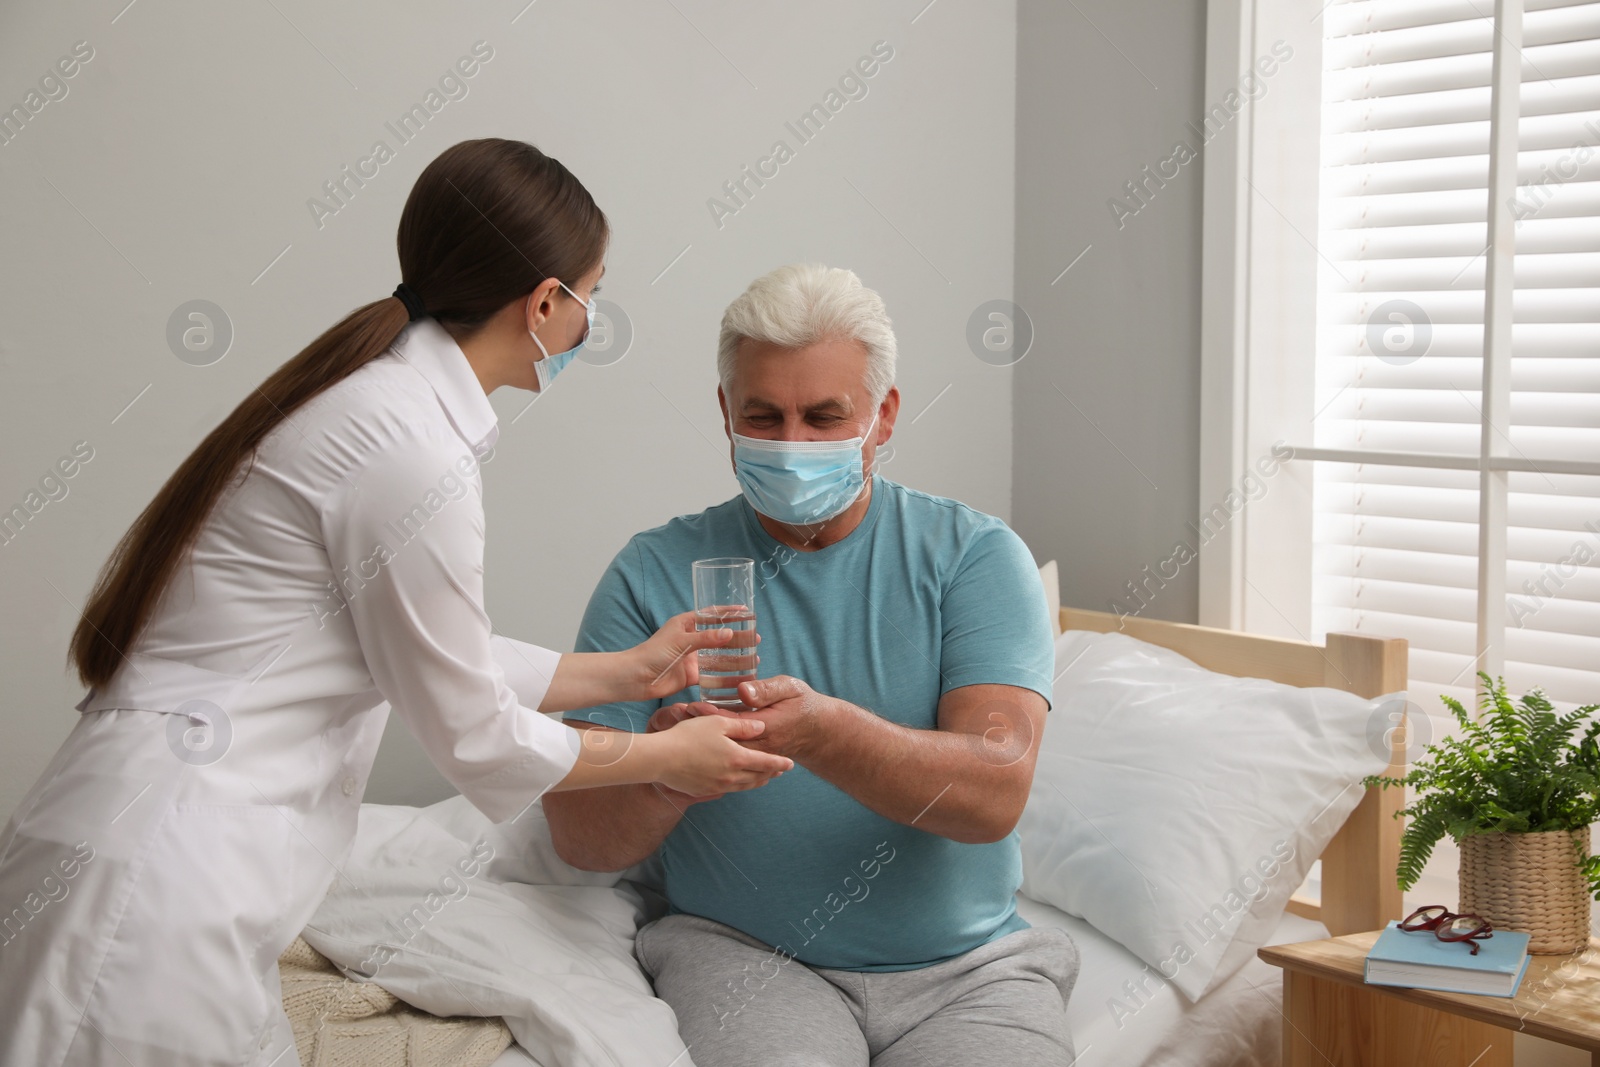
[529,280,596,391]
[730,408,880,525]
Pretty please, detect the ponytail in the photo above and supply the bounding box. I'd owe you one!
[69,299,411,686]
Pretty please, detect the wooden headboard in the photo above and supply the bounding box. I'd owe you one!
[1058,604,1408,937]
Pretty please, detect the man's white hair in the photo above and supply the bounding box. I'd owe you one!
[717,263,897,404]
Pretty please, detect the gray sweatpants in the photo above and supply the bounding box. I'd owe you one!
[634,913,1080,1067]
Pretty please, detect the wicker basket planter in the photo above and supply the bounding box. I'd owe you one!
[1459,828,1592,955]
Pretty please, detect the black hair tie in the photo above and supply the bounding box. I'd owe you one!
[393,283,426,322]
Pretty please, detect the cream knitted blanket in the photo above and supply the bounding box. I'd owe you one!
[279,936,513,1067]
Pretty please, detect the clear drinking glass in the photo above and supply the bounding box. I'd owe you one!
[692,557,758,708]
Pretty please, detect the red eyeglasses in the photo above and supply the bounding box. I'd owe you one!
[1398,905,1494,955]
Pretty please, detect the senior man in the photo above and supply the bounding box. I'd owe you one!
[543,264,1077,1066]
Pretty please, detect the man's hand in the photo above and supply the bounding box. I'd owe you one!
[677,679,1045,844]
[710,675,842,762]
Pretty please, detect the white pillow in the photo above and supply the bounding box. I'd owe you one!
[1018,629,1400,1002]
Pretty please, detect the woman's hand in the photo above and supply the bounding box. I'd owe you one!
[645,701,744,804]
[649,713,793,798]
[538,614,757,717]
[624,610,759,703]
[553,707,789,796]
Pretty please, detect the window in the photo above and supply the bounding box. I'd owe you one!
[1201,0,1600,720]
[1310,0,1600,714]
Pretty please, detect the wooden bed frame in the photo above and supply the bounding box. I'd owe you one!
[1059,605,1408,937]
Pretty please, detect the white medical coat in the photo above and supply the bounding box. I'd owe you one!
[0,318,581,1065]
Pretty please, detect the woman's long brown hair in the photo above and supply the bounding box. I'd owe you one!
[69,138,608,688]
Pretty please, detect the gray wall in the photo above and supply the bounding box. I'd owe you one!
[1012,0,1207,626]
[0,0,1018,815]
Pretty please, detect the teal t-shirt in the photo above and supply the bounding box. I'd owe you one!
[562,476,1054,972]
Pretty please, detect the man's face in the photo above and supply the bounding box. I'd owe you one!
[719,337,892,474]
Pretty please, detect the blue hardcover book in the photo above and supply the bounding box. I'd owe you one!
[1364,920,1532,997]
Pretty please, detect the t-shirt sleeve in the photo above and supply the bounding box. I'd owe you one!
[938,520,1055,710]
[561,539,659,733]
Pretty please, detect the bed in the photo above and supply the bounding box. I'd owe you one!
[295,589,1409,1067]
[482,906,1335,1067]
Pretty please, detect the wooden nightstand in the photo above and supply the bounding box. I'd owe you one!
[1258,931,1600,1066]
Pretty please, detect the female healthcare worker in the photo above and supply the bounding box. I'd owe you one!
[0,138,791,1066]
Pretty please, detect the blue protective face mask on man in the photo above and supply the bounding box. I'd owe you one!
[730,408,880,525]
[529,279,596,391]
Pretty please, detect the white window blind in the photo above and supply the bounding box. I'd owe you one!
[1309,0,1600,711]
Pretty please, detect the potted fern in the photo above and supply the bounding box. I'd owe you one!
[1363,672,1600,954]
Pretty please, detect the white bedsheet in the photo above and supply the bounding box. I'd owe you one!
[301,797,693,1067]
[307,797,1321,1067]
[1017,895,1325,1067]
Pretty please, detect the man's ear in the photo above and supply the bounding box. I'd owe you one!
[717,385,731,439]
[877,386,901,444]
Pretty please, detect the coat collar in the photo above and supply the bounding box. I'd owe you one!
[389,317,500,457]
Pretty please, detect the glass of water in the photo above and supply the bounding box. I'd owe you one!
[692,557,757,709]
